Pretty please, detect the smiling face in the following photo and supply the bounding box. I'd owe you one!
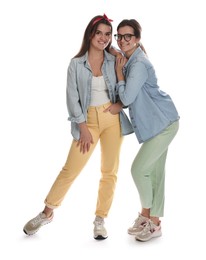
[90,23,112,51]
[116,25,140,57]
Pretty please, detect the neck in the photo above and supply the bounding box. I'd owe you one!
[88,49,104,77]
[125,46,137,58]
[88,48,104,60]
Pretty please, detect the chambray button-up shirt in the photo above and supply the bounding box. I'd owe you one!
[116,47,180,144]
[66,51,133,140]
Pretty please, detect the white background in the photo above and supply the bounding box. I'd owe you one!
[1,0,205,259]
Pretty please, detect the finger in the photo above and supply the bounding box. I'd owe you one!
[80,143,83,153]
[120,57,125,64]
[83,143,88,154]
[103,105,111,112]
[86,143,90,152]
[103,108,110,113]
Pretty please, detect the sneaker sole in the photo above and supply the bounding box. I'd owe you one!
[94,235,108,240]
[135,231,162,242]
[23,228,40,236]
[23,219,53,236]
[128,229,144,235]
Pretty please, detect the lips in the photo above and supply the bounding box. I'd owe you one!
[119,44,128,49]
[99,40,109,45]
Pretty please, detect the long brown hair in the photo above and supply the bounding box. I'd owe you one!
[73,15,113,58]
[117,19,147,54]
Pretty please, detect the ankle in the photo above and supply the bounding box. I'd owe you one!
[43,208,53,218]
[150,217,160,226]
[141,208,150,219]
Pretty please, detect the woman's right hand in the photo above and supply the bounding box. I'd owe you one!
[115,56,127,81]
[77,122,94,153]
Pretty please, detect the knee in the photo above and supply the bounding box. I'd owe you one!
[131,163,136,179]
[131,162,144,181]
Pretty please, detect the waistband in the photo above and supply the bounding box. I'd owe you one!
[88,102,112,111]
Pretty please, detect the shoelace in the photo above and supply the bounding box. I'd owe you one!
[141,220,156,234]
[133,214,146,227]
[95,220,103,226]
[94,218,104,228]
[31,214,43,226]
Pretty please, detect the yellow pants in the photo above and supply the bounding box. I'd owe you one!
[44,102,123,218]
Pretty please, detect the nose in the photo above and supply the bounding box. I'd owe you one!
[101,34,109,41]
[101,34,107,40]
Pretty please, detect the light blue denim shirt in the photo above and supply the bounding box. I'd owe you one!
[66,50,133,140]
[116,47,180,144]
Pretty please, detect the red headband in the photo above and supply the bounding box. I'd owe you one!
[92,13,113,26]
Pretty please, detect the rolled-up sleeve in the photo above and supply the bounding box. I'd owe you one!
[66,60,86,124]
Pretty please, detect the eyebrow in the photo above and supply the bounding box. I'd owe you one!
[96,30,112,33]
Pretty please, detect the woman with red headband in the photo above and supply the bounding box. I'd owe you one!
[23,14,133,240]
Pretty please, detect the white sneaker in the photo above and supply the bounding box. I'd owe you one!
[128,213,149,235]
[93,216,108,240]
[135,219,162,242]
[23,212,54,235]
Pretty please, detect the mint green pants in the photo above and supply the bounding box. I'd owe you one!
[131,120,179,217]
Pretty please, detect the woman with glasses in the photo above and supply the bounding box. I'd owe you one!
[110,19,180,241]
[23,14,133,240]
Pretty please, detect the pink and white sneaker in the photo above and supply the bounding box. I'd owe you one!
[135,219,162,242]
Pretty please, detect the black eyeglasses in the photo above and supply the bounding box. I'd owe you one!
[114,34,135,42]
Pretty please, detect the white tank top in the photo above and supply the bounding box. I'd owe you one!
[90,76,110,106]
